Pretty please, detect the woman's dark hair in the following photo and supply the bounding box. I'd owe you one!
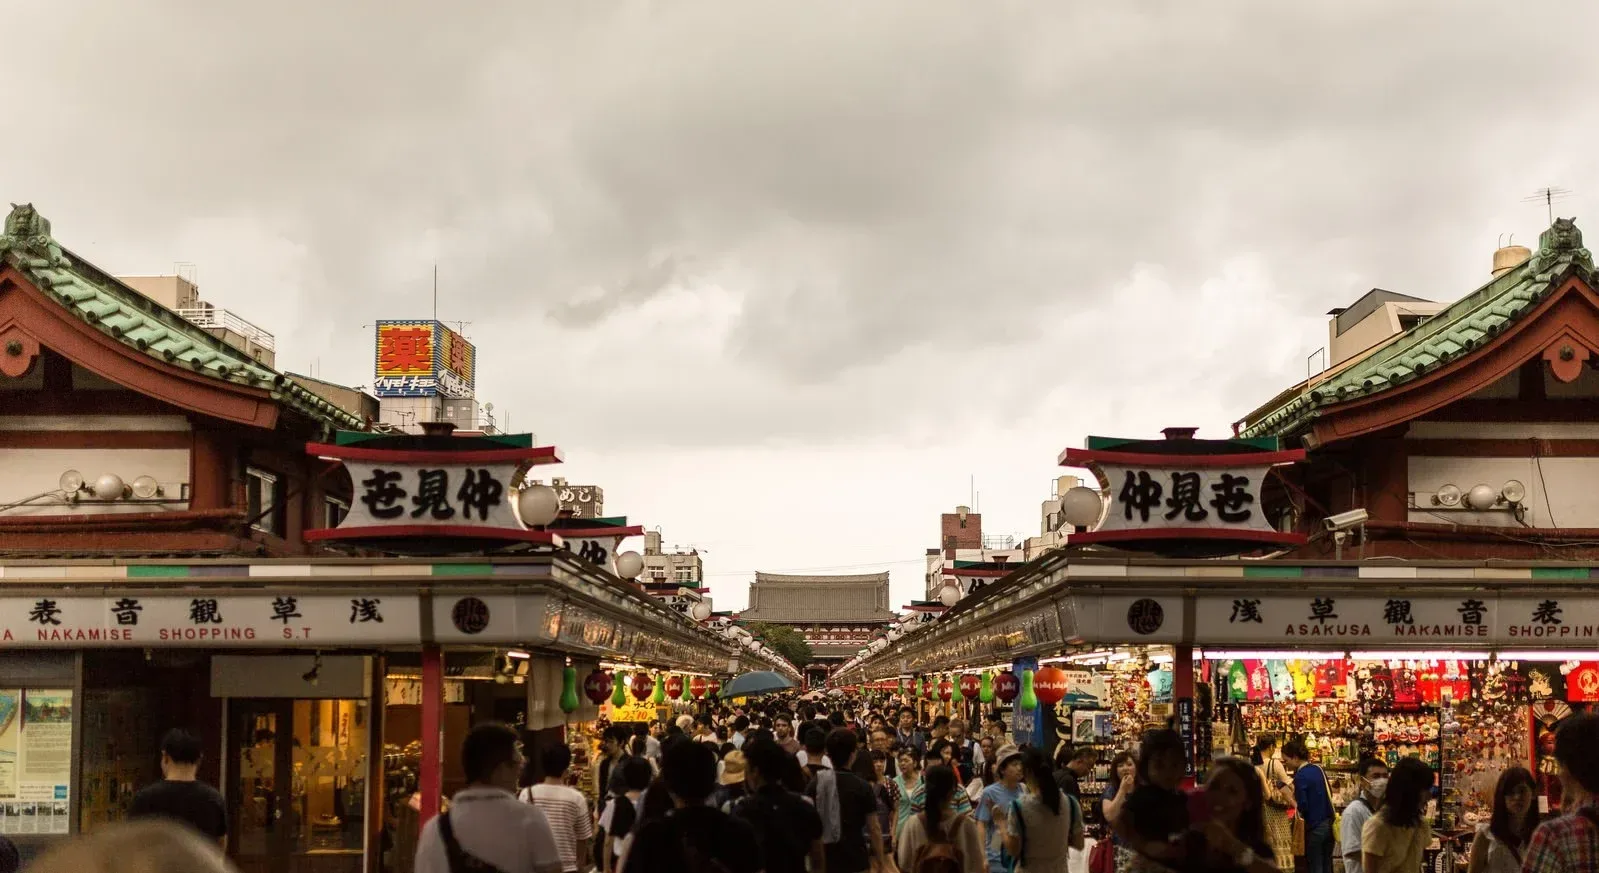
[629,735,647,757]
[1136,725,1186,785]
[1280,738,1310,761]
[608,756,655,839]
[1489,766,1538,853]
[1020,748,1062,816]
[852,746,878,783]
[1381,757,1435,828]
[1250,734,1278,766]
[923,764,958,836]
[1555,714,1599,795]
[1208,757,1269,857]
[1110,750,1136,775]
[929,738,954,762]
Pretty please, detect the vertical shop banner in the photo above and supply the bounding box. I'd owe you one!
[1176,697,1195,778]
[1010,658,1044,747]
[0,689,71,835]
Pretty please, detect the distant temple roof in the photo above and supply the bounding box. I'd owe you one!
[737,571,898,624]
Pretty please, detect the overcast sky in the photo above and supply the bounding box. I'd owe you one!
[5,2,1595,611]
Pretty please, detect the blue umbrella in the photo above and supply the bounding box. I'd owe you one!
[719,670,795,699]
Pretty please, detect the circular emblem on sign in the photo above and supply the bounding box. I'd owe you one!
[1126,598,1164,636]
[451,597,491,635]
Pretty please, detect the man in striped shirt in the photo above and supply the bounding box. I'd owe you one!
[521,743,594,873]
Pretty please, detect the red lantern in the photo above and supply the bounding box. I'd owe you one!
[689,676,708,699]
[582,669,613,704]
[994,671,1020,703]
[937,677,953,701]
[1034,665,1069,706]
[707,677,722,698]
[958,673,981,700]
[665,674,685,700]
[631,672,653,701]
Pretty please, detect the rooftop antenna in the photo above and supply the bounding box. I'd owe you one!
[1524,187,1574,225]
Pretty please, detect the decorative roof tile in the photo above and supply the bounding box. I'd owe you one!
[1240,218,1593,439]
[0,204,363,431]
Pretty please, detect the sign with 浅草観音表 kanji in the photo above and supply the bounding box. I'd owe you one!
[0,595,420,646]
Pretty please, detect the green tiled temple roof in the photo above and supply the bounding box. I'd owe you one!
[1240,218,1595,439]
[0,204,363,431]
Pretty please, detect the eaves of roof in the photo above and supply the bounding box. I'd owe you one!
[0,204,364,432]
[1239,220,1595,440]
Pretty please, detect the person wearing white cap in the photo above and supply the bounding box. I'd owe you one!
[977,745,1026,873]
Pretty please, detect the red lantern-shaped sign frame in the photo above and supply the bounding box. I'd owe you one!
[665,674,685,700]
[958,673,981,700]
[707,677,723,698]
[583,669,613,704]
[937,677,953,702]
[1034,665,1069,706]
[994,671,1020,703]
[689,676,708,699]
[631,672,653,701]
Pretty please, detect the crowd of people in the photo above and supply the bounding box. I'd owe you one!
[410,702,1599,873]
[413,698,1088,873]
[22,696,1599,873]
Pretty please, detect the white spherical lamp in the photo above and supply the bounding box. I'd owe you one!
[614,550,644,579]
[1060,486,1104,528]
[516,484,561,527]
[690,600,712,622]
[92,474,125,500]
[1465,483,1498,511]
[938,581,962,608]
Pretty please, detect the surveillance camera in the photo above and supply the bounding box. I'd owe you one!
[1322,508,1369,532]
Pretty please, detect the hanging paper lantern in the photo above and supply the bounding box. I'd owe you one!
[611,672,628,707]
[898,677,907,697]
[979,670,995,703]
[583,669,614,705]
[937,676,953,702]
[910,676,921,699]
[652,673,666,704]
[1034,665,1068,706]
[631,671,653,701]
[707,677,722,698]
[559,666,580,714]
[666,674,685,701]
[689,676,708,699]
[1018,668,1038,711]
[959,673,981,700]
[923,676,936,698]
[994,671,1020,703]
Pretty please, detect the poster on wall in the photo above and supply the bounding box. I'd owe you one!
[0,690,72,834]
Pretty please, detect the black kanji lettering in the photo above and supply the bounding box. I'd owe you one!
[1118,470,1163,523]
[361,469,407,519]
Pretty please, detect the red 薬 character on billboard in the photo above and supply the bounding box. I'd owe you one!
[379,325,434,374]
[445,329,470,379]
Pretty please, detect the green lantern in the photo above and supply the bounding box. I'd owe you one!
[1018,668,1038,711]
[898,677,906,697]
[559,666,580,715]
[652,673,666,704]
[611,672,628,708]
[979,670,995,704]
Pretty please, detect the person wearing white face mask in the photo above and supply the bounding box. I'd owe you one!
[1341,758,1389,873]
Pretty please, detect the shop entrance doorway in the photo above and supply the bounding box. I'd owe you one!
[227,698,369,873]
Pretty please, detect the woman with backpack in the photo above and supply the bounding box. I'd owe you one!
[895,763,985,873]
[1002,748,1083,873]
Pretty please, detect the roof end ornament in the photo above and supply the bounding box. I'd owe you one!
[0,202,70,269]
